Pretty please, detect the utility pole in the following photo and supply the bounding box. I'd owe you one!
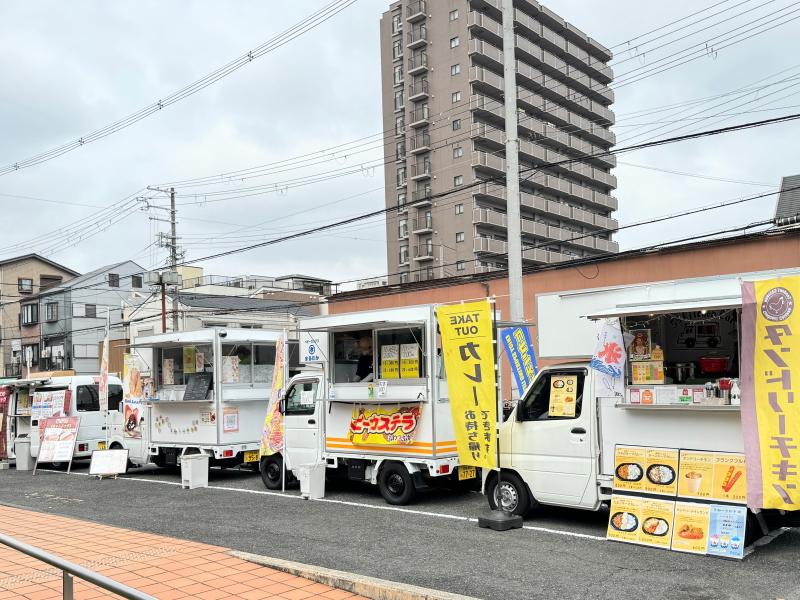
[502,0,524,324]
[169,187,179,333]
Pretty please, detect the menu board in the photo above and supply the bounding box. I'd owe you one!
[32,391,71,422]
[35,417,80,472]
[643,448,679,496]
[381,345,400,379]
[631,362,664,385]
[89,449,129,476]
[671,502,711,554]
[710,453,747,504]
[183,373,213,401]
[677,451,747,504]
[222,356,240,383]
[163,359,175,385]
[707,505,747,560]
[400,344,420,378]
[638,499,676,549]
[548,375,578,417]
[607,495,642,543]
[613,446,646,491]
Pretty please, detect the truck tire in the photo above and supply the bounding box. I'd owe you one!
[487,472,531,516]
[260,455,284,490]
[707,337,719,348]
[378,463,416,505]
[685,338,696,348]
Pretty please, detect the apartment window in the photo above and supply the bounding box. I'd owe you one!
[396,140,406,160]
[454,175,464,186]
[395,89,404,110]
[22,344,39,366]
[108,273,120,287]
[451,64,460,76]
[73,344,99,359]
[21,304,38,325]
[395,115,405,135]
[18,278,33,293]
[449,9,459,20]
[392,13,403,33]
[398,193,407,210]
[393,40,403,59]
[400,272,410,284]
[450,37,460,48]
[399,245,409,264]
[456,261,466,271]
[456,232,465,243]
[46,302,58,322]
[394,64,403,85]
[399,219,408,238]
[397,167,407,187]
[131,274,143,288]
[40,275,62,290]
[453,147,463,159]
[452,119,462,131]
[452,91,461,103]
[85,304,97,319]
[455,203,464,214]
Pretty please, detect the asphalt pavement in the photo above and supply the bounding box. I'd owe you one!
[0,463,797,600]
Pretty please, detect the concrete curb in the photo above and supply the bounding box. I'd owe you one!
[226,550,483,600]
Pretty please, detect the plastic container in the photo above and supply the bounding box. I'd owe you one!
[15,438,33,471]
[298,461,326,500]
[180,454,209,489]
[698,357,729,373]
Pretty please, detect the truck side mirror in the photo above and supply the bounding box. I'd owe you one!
[279,399,286,414]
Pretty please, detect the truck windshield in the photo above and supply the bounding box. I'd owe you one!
[517,371,585,421]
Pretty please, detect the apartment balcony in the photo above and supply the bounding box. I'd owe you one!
[414,244,435,261]
[594,214,619,231]
[472,151,505,177]
[415,270,437,281]
[407,26,428,49]
[467,10,503,47]
[406,0,426,22]
[468,39,504,74]
[469,66,504,99]
[4,363,21,378]
[472,207,507,231]
[594,238,620,253]
[474,265,504,274]
[408,131,430,154]
[410,160,432,181]
[407,52,428,75]
[408,79,429,102]
[399,252,411,266]
[412,215,433,234]
[411,187,433,206]
[408,105,430,128]
[473,236,569,265]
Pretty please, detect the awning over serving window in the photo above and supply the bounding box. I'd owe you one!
[584,295,742,320]
[298,320,425,333]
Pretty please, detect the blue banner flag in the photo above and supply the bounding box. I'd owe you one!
[501,327,537,396]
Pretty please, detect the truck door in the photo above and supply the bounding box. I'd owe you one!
[511,369,595,507]
[75,384,106,448]
[283,377,321,470]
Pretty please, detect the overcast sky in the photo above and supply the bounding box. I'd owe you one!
[1,0,798,290]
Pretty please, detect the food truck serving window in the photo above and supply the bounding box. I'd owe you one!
[377,327,424,379]
[517,371,585,421]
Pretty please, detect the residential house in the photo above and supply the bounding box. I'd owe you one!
[32,260,145,376]
[1,254,79,378]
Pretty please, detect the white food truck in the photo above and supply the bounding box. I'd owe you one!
[484,269,800,537]
[4,372,124,467]
[261,305,480,505]
[125,328,297,468]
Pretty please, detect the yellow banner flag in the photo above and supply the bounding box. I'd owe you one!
[436,301,497,470]
[742,277,800,509]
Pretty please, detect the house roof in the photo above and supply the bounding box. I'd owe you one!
[175,292,316,317]
[0,253,80,276]
[32,260,143,298]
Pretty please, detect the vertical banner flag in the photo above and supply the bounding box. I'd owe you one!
[590,323,629,397]
[99,334,110,412]
[261,334,286,456]
[741,276,800,509]
[0,386,9,459]
[500,327,537,397]
[437,301,497,470]
[122,354,143,438]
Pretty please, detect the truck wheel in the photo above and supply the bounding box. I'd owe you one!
[685,338,696,348]
[487,472,530,516]
[707,337,719,348]
[260,455,284,490]
[378,463,416,505]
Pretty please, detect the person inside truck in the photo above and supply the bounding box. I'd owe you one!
[352,336,374,382]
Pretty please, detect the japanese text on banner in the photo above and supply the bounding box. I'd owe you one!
[741,277,800,509]
[436,301,497,470]
[261,334,286,457]
[500,327,537,397]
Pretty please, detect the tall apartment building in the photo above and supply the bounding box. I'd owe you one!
[380,0,619,284]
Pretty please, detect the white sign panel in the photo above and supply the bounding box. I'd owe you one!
[300,331,328,364]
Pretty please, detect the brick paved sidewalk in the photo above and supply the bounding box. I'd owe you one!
[0,506,367,600]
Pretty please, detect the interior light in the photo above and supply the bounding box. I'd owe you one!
[700,309,707,315]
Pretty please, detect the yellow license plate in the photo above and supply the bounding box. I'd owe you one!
[244,451,260,463]
[98,442,106,450]
[458,465,477,480]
